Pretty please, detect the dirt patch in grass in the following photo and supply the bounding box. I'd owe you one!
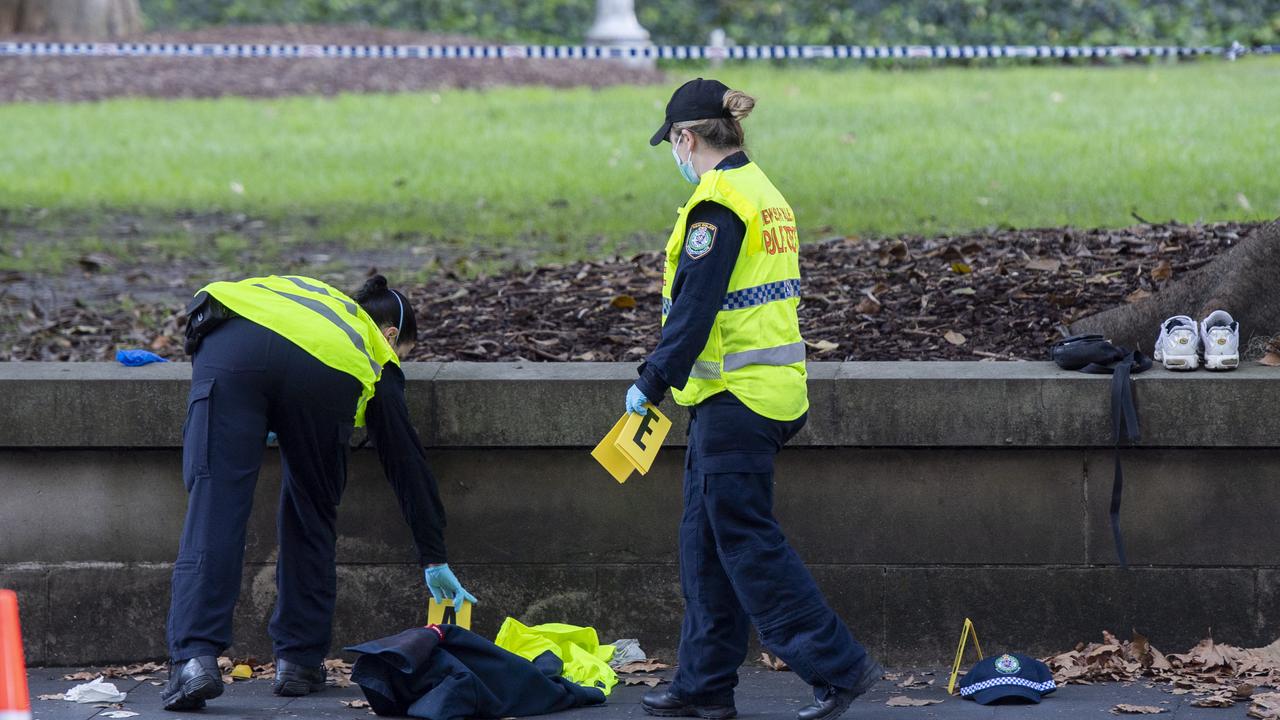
[0,221,1259,362]
[0,24,662,103]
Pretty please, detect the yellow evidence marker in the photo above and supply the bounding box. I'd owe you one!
[427,598,473,629]
[947,618,984,695]
[591,404,672,483]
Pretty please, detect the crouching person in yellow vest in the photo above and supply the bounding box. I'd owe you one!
[629,79,882,720]
[162,274,476,711]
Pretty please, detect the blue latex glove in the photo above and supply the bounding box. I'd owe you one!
[625,384,649,416]
[116,349,168,366]
[424,564,478,608]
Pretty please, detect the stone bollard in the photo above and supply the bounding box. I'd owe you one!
[585,0,654,69]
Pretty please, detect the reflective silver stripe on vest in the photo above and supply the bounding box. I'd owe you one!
[721,278,801,311]
[281,275,359,316]
[722,341,806,372]
[662,297,672,318]
[254,284,381,376]
[688,359,722,379]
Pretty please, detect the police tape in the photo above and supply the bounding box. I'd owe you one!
[0,40,1276,61]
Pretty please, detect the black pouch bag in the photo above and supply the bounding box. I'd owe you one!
[183,291,234,356]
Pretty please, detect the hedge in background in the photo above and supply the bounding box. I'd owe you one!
[140,0,1280,47]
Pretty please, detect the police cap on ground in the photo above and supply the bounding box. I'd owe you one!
[649,78,732,146]
[958,653,1057,705]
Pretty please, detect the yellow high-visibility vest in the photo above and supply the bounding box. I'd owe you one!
[199,275,399,426]
[661,161,808,421]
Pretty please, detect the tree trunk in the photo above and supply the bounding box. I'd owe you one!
[2,0,143,38]
[1070,216,1280,354]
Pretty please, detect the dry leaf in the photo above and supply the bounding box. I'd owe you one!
[62,672,97,682]
[1025,258,1062,273]
[610,294,636,309]
[944,330,967,346]
[1192,692,1237,708]
[621,675,665,687]
[37,694,65,701]
[1150,260,1173,282]
[617,660,670,674]
[806,339,839,353]
[1111,705,1167,714]
[1125,289,1153,304]
[1248,691,1280,718]
[854,296,881,315]
[342,699,371,709]
[886,696,942,707]
[1261,353,1280,367]
[759,652,789,671]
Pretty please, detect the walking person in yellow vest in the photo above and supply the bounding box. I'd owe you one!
[630,79,882,720]
[162,274,476,711]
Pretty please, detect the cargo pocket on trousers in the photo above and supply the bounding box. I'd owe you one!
[182,378,214,491]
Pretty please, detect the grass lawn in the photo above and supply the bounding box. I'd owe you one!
[1,58,1278,274]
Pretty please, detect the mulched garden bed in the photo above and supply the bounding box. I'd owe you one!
[0,221,1257,363]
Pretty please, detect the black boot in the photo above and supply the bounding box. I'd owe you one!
[796,659,884,720]
[641,689,737,719]
[273,658,327,697]
[162,656,223,711]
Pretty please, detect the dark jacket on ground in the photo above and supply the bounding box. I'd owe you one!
[347,625,607,720]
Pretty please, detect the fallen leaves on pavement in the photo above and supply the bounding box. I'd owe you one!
[1048,631,1280,710]
[1110,704,1167,714]
[1250,691,1280,718]
[621,675,665,687]
[341,699,370,709]
[885,695,943,707]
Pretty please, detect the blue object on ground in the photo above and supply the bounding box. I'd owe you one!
[116,349,169,366]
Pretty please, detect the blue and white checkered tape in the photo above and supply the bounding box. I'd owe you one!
[661,278,801,318]
[721,279,802,311]
[0,42,1265,61]
[959,676,1057,697]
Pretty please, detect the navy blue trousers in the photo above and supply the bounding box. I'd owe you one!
[167,318,361,666]
[670,392,870,704]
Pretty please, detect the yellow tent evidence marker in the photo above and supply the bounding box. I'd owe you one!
[591,414,636,483]
[616,404,671,474]
[947,617,984,695]
[591,404,672,482]
[427,598,473,629]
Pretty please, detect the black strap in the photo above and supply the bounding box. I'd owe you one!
[1077,349,1149,568]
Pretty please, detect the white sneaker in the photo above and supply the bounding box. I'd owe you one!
[1200,310,1240,371]
[1153,315,1200,370]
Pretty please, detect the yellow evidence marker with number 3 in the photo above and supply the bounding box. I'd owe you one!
[427,598,473,629]
[591,404,672,483]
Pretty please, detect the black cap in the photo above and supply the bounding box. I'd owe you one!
[649,78,731,146]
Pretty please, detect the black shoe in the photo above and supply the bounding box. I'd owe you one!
[796,659,884,720]
[272,658,327,697]
[641,689,737,719]
[162,656,223,711]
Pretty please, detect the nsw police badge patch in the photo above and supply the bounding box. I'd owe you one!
[994,654,1021,674]
[685,222,717,259]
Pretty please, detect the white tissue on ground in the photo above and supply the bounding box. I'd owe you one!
[65,676,128,703]
[610,638,647,667]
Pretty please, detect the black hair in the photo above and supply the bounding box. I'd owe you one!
[353,274,418,347]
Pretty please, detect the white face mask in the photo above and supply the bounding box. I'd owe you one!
[671,135,700,185]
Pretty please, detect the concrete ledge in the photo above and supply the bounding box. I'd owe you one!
[2,362,1279,666]
[1,361,1278,447]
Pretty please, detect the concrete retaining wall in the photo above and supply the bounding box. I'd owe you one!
[1,362,1278,666]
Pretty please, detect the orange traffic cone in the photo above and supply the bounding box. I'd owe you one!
[0,590,30,720]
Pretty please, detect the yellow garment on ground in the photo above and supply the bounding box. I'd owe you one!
[494,618,618,696]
